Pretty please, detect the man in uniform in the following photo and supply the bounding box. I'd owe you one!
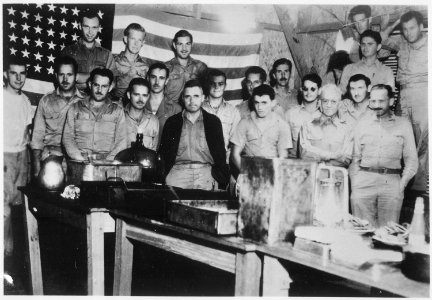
[202,69,241,160]
[145,62,182,144]
[285,73,322,158]
[231,84,292,172]
[269,58,298,112]
[339,73,372,124]
[351,84,418,227]
[339,30,395,94]
[159,80,229,190]
[124,78,159,150]
[165,30,208,103]
[31,56,85,178]
[63,68,127,160]
[61,8,115,92]
[3,58,33,282]
[112,23,150,102]
[299,84,353,168]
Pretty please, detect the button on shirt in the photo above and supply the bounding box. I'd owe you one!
[3,88,33,153]
[165,57,208,102]
[339,59,395,94]
[175,110,214,165]
[124,104,159,151]
[62,96,127,160]
[230,111,293,157]
[299,114,354,167]
[112,51,150,99]
[202,98,241,150]
[31,88,84,151]
[275,88,299,112]
[352,113,418,182]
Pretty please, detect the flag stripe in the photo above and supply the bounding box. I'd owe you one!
[22,78,54,96]
[112,30,260,57]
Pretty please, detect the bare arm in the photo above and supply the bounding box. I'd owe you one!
[231,144,243,172]
[62,106,85,160]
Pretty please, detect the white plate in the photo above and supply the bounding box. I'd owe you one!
[372,235,407,246]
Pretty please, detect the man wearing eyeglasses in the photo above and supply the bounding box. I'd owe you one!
[299,84,353,168]
[285,73,322,158]
[63,68,127,161]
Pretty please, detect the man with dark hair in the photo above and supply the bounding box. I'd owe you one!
[231,84,292,172]
[351,84,418,227]
[202,69,240,159]
[3,58,33,281]
[61,8,115,92]
[299,84,353,168]
[63,68,126,160]
[112,23,150,101]
[159,79,229,190]
[31,56,85,178]
[285,73,322,158]
[339,30,395,94]
[270,58,298,112]
[124,78,159,150]
[165,30,208,103]
[325,50,352,85]
[339,73,372,124]
[146,62,182,143]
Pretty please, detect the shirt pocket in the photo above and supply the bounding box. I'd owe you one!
[198,132,209,151]
[385,134,404,159]
[143,130,157,150]
[94,58,106,69]
[45,111,61,132]
[177,130,188,156]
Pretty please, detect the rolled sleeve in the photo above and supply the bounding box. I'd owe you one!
[401,120,419,183]
[277,120,293,151]
[229,119,247,149]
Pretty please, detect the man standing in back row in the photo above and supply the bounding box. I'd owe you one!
[269,58,298,112]
[165,30,208,103]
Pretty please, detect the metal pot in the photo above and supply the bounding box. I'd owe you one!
[38,155,65,191]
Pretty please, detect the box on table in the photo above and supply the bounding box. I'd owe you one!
[237,157,317,244]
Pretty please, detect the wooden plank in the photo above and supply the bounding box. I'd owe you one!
[125,225,236,273]
[234,251,261,296]
[23,195,44,295]
[262,256,292,296]
[86,212,106,295]
[113,219,134,296]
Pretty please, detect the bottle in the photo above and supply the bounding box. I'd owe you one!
[408,197,426,247]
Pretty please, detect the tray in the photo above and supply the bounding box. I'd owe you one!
[167,200,238,235]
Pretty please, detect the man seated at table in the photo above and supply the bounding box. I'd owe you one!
[158,79,229,190]
[299,84,353,168]
[62,68,127,161]
[124,78,159,150]
[230,84,292,173]
[339,73,372,125]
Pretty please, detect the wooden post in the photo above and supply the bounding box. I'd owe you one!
[86,212,106,295]
[23,195,44,295]
[234,251,261,296]
[113,219,134,296]
[262,256,292,296]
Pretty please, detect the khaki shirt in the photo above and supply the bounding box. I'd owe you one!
[299,113,353,168]
[230,111,292,158]
[62,96,127,160]
[352,113,418,183]
[175,110,214,165]
[339,58,395,94]
[285,103,321,158]
[112,51,150,99]
[202,98,241,150]
[338,98,373,126]
[275,88,299,112]
[236,99,285,120]
[31,88,84,151]
[124,104,159,151]
[165,57,207,102]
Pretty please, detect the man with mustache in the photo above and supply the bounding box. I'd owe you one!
[270,58,299,112]
[63,68,127,161]
[112,23,150,103]
[231,84,292,172]
[31,56,85,178]
[159,80,229,190]
[61,8,115,93]
[124,78,159,150]
[3,58,33,283]
[351,84,418,228]
[145,62,182,144]
[165,30,208,103]
[299,84,353,168]
[339,73,373,124]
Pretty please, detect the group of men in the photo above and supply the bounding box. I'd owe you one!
[3,6,428,280]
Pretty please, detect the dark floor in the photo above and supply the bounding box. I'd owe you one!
[4,217,396,297]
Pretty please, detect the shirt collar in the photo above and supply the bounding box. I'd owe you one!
[313,112,344,126]
[203,97,226,109]
[371,111,396,121]
[173,56,194,67]
[182,109,203,123]
[81,95,113,108]
[409,34,428,50]
[78,38,101,49]
[360,57,381,67]
[118,51,145,63]
[55,87,85,99]
[124,103,152,119]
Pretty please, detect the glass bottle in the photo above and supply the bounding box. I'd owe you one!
[408,197,426,247]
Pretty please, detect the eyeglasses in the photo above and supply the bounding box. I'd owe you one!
[302,86,317,92]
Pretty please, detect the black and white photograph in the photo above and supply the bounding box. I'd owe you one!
[2,0,430,297]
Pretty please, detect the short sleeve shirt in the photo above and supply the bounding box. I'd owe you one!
[124,104,159,151]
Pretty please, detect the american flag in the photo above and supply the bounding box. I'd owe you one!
[3,3,115,106]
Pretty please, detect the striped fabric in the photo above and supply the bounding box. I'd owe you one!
[112,5,263,103]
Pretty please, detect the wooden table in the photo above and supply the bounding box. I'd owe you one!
[257,241,430,297]
[21,186,115,295]
[110,209,261,296]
